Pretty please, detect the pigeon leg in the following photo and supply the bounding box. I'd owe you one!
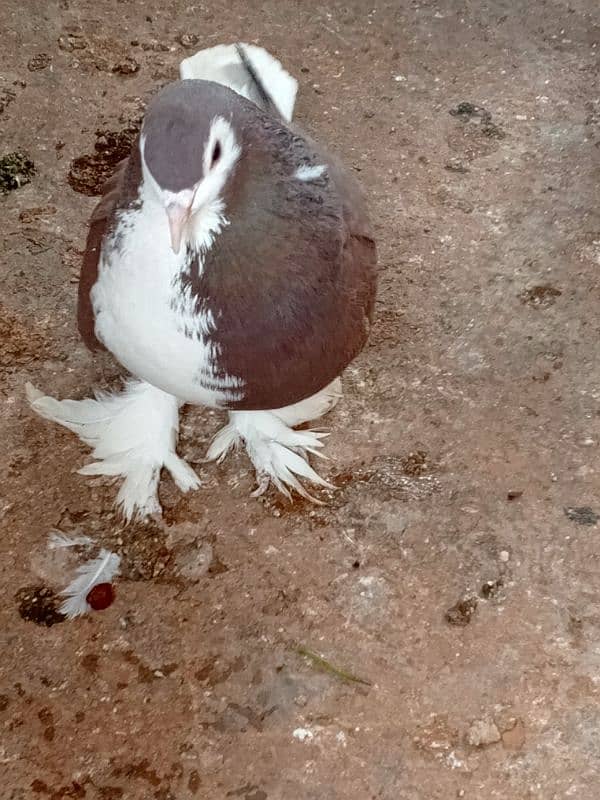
[205,379,342,501]
[26,380,200,520]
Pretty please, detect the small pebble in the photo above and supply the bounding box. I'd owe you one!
[178,33,199,48]
[112,58,140,76]
[466,717,501,747]
[499,550,510,562]
[28,53,52,71]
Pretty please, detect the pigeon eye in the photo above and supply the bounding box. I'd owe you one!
[211,140,221,167]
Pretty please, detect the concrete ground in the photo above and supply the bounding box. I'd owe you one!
[1,1,600,798]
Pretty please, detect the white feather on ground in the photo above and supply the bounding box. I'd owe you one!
[59,549,121,619]
[48,531,93,550]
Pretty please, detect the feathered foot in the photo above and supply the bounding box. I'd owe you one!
[205,379,342,502]
[25,380,200,520]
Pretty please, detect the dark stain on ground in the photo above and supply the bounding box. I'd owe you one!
[262,450,436,517]
[208,552,229,575]
[0,694,9,711]
[218,702,267,733]
[15,585,66,627]
[445,596,478,626]
[449,101,505,138]
[80,653,99,673]
[401,450,429,476]
[38,707,53,726]
[27,53,52,71]
[122,649,178,683]
[520,284,562,308]
[43,725,55,741]
[368,306,407,348]
[67,122,140,196]
[564,506,599,525]
[18,205,57,223]
[0,88,16,114]
[187,771,201,794]
[111,759,161,787]
[0,151,36,193]
[445,158,470,173]
[31,779,86,797]
[226,785,268,800]
[153,790,176,800]
[194,654,245,686]
[97,788,124,799]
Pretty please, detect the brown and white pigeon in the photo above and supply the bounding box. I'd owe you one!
[27,43,377,519]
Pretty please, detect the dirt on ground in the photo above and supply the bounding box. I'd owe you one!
[1,1,600,798]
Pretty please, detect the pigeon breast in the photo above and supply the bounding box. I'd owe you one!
[175,104,377,410]
[79,83,377,411]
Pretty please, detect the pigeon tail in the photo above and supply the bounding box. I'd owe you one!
[25,380,200,521]
[179,43,298,122]
[234,44,282,120]
[205,380,342,502]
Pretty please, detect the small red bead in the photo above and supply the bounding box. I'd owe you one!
[86,582,115,611]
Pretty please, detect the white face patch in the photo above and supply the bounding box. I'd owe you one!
[140,119,240,256]
[294,164,327,181]
[192,116,241,212]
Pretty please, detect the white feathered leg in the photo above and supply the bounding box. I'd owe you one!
[206,379,342,501]
[25,380,200,520]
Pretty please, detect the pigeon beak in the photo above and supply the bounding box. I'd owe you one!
[166,203,192,254]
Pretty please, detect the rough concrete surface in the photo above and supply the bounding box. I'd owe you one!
[1,1,600,798]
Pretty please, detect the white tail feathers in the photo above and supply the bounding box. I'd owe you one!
[205,380,342,502]
[25,380,200,521]
[179,42,298,122]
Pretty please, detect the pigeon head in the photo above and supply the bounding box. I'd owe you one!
[141,80,242,253]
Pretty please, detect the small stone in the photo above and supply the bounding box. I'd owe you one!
[466,718,501,747]
[112,58,140,76]
[445,159,469,174]
[292,727,314,742]
[294,694,308,707]
[141,40,170,52]
[445,597,477,626]
[507,490,523,501]
[480,578,503,599]
[86,582,115,611]
[28,53,52,71]
[178,33,199,48]
[499,550,510,562]
[58,34,87,51]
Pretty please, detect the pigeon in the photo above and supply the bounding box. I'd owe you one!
[27,43,377,520]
